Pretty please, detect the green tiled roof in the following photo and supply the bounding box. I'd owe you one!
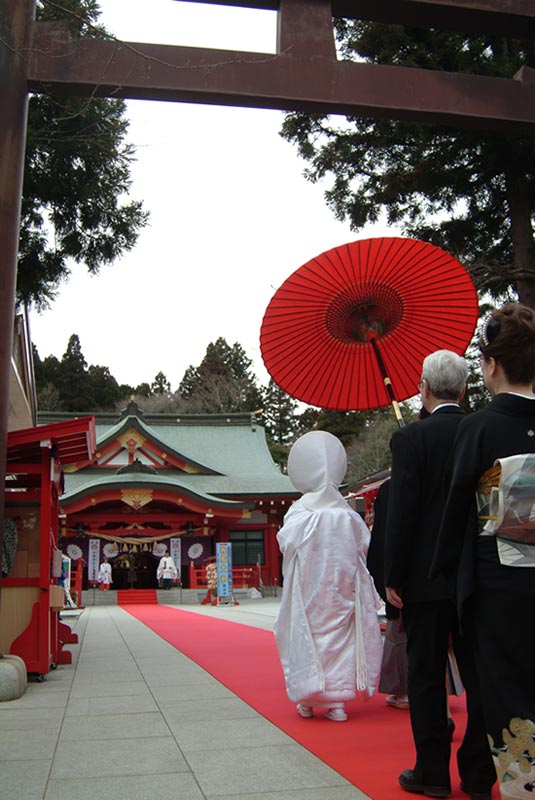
[60,471,254,508]
[39,410,297,501]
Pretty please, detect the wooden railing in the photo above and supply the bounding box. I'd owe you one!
[189,563,268,590]
[70,559,85,607]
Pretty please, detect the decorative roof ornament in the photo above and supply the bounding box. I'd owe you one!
[118,397,145,421]
[116,458,157,475]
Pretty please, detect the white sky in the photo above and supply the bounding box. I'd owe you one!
[29,0,396,391]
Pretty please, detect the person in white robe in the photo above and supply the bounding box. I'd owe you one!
[274,430,383,721]
[157,550,178,589]
[98,557,112,590]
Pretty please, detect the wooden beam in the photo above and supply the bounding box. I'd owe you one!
[177,0,535,37]
[28,23,535,131]
[338,0,535,36]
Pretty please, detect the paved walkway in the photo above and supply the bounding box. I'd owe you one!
[0,598,370,800]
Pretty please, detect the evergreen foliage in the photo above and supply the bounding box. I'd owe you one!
[87,365,123,410]
[34,334,127,412]
[295,408,368,446]
[54,334,94,411]
[18,0,148,309]
[262,379,299,447]
[134,383,151,398]
[281,22,535,308]
[177,338,263,413]
[151,371,171,396]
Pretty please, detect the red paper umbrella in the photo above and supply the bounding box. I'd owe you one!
[260,237,478,419]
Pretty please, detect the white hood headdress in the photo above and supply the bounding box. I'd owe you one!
[287,430,348,511]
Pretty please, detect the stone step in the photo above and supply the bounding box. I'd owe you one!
[117,589,158,605]
[81,587,255,606]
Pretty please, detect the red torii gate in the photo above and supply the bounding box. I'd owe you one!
[2,0,535,537]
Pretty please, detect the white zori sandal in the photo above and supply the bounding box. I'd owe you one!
[325,707,348,722]
[296,703,313,718]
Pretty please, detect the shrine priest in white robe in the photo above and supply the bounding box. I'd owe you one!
[274,430,382,722]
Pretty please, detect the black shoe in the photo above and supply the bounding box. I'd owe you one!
[460,781,492,800]
[399,769,451,798]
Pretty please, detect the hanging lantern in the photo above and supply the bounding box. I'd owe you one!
[122,543,128,552]
[142,543,149,552]
[131,544,138,553]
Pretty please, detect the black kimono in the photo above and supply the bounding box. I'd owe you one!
[432,392,535,796]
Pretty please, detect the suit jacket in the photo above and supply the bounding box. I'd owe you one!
[367,479,400,620]
[384,405,464,604]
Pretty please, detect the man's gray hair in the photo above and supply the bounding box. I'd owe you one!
[421,350,468,401]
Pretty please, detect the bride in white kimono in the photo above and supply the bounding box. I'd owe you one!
[274,431,382,721]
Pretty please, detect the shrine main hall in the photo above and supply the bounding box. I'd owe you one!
[40,401,298,592]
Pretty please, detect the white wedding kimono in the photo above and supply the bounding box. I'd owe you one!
[274,431,382,706]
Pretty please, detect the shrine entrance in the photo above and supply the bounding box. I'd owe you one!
[111,552,157,591]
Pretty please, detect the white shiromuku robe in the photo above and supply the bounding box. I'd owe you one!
[274,431,382,706]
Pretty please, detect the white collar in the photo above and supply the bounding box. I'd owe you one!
[432,403,460,413]
[506,392,535,400]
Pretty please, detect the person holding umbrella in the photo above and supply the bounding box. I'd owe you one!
[385,349,495,799]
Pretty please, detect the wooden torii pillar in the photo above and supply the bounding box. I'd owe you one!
[2,0,535,551]
[0,0,34,572]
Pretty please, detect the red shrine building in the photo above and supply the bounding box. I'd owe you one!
[38,401,298,591]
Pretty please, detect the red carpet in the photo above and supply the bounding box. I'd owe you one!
[124,604,496,799]
[117,589,158,605]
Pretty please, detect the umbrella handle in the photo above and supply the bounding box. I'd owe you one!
[370,338,406,428]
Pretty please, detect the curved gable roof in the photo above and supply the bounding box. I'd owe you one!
[60,472,252,510]
[96,414,220,474]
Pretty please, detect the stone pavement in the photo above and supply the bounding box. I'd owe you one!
[0,597,371,800]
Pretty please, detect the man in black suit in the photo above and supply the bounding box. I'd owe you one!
[385,350,495,800]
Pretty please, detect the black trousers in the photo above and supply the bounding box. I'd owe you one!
[402,599,495,791]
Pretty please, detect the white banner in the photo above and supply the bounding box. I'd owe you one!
[170,538,181,580]
[88,539,100,584]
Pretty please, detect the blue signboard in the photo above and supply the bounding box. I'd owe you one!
[216,542,233,599]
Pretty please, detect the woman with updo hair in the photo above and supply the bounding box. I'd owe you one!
[432,302,535,798]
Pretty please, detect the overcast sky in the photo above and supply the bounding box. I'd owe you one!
[29,0,395,391]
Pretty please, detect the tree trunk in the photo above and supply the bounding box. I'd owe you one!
[504,167,535,311]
